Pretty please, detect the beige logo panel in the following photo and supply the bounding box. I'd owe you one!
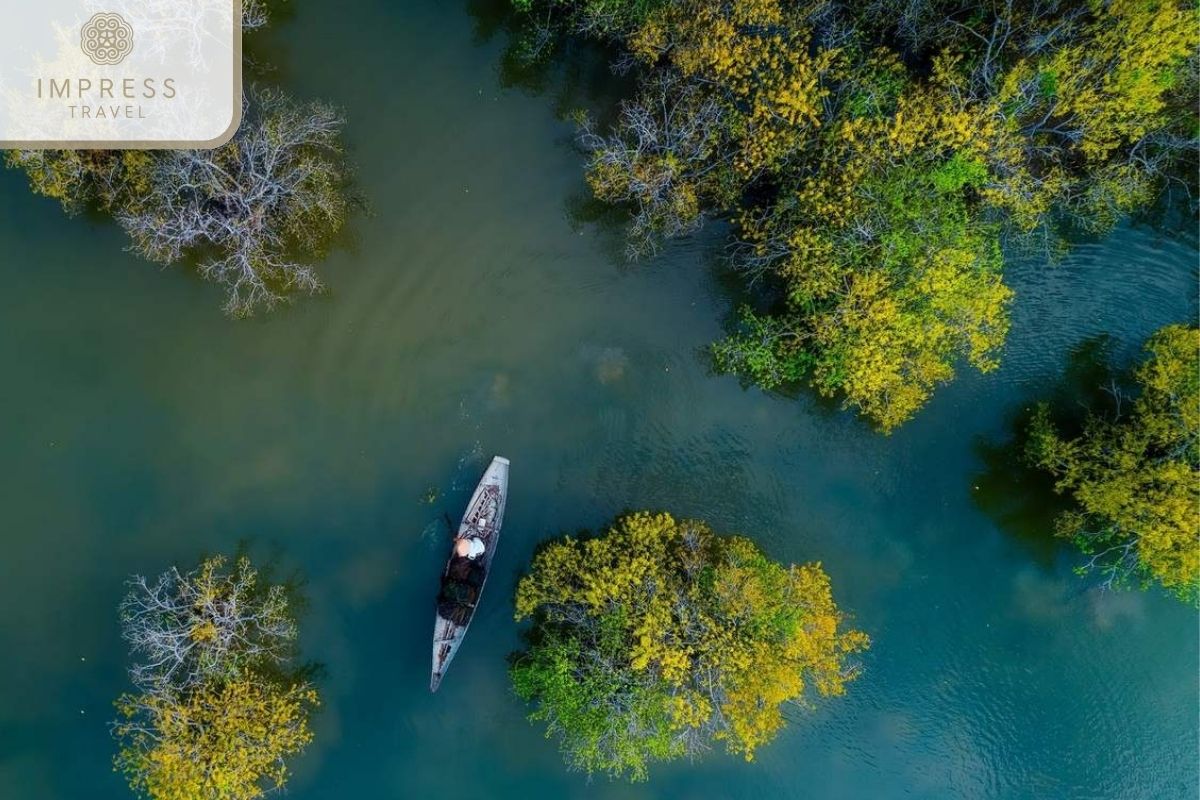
[1,0,240,148]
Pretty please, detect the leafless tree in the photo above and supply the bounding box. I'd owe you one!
[578,71,732,258]
[242,0,271,31]
[119,555,297,697]
[116,87,350,316]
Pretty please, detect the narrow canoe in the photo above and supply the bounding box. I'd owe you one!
[430,455,509,692]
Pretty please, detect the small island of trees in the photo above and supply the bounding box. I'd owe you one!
[1028,324,1200,605]
[510,511,868,781]
[112,555,318,800]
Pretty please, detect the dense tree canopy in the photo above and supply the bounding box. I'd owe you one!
[1027,325,1200,604]
[516,0,1198,430]
[113,555,318,800]
[511,511,868,781]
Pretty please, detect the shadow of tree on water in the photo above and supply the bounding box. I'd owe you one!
[466,0,668,265]
[228,539,328,686]
[562,188,642,264]
[707,250,857,423]
[465,0,635,120]
[971,335,1127,569]
[460,0,871,435]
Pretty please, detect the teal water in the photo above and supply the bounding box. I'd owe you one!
[0,1,1197,798]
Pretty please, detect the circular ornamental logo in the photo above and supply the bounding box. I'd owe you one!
[81,12,134,66]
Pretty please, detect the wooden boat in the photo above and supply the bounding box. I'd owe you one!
[430,455,509,692]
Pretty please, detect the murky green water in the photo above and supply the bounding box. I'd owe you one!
[1,1,1197,798]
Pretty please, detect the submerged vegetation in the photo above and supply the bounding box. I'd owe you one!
[4,3,352,316]
[514,0,1199,431]
[8,91,349,316]
[510,511,868,781]
[1027,325,1200,605]
[113,555,318,800]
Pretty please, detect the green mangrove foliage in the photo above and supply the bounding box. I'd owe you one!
[113,555,319,800]
[1028,325,1200,604]
[516,0,1199,431]
[5,6,351,316]
[510,511,868,781]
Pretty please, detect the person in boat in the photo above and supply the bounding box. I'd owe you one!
[440,517,489,623]
[451,515,489,561]
[454,515,488,560]
[454,535,485,560]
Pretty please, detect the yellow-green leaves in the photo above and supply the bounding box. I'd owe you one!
[1039,0,1197,163]
[1029,325,1200,604]
[113,555,319,799]
[114,680,318,800]
[528,0,1197,432]
[512,511,868,779]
